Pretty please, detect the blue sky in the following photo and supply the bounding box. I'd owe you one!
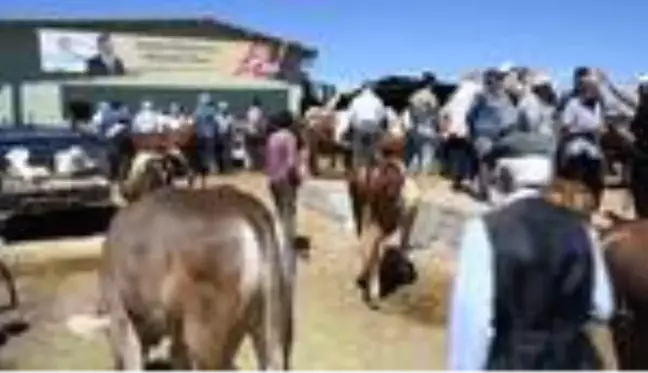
[2,0,646,88]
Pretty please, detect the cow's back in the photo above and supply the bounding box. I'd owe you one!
[604,220,648,304]
[100,185,279,345]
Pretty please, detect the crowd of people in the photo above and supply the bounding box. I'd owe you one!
[339,64,648,369]
[88,93,271,181]
[343,65,648,216]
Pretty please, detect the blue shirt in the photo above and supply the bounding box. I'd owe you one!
[194,104,217,138]
[448,191,615,370]
[467,90,519,139]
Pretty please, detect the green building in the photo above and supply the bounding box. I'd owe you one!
[0,17,318,125]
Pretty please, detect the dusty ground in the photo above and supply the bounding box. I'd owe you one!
[0,173,461,370]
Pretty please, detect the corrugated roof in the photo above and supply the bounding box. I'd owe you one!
[0,16,317,57]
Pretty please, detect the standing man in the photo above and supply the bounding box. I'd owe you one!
[348,82,387,177]
[214,101,234,174]
[265,110,304,251]
[404,74,440,174]
[558,69,608,209]
[448,148,614,370]
[466,68,520,201]
[246,97,267,170]
[440,73,482,191]
[193,93,217,182]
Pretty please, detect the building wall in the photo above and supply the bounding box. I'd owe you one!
[0,21,312,124]
[0,22,309,83]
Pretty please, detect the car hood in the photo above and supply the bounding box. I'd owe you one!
[0,126,104,146]
[0,126,107,170]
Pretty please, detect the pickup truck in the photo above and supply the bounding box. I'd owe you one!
[0,125,114,226]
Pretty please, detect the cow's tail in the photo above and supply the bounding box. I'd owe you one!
[262,207,293,367]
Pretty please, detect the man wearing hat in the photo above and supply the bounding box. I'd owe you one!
[558,68,609,208]
[466,67,520,201]
[448,146,614,370]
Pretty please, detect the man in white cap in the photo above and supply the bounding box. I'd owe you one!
[448,146,614,370]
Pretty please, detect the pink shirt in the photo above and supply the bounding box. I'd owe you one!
[265,129,299,183]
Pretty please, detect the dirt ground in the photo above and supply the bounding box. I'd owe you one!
[0,173,459,370]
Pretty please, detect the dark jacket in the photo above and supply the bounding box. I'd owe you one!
[483,197,601,370]
[86,56,126,76]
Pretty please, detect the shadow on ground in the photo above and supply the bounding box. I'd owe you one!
[2,207,116,243]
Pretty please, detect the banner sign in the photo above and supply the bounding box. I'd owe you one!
[37,28,286,79]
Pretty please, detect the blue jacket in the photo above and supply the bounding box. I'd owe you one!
[467,91,519,139]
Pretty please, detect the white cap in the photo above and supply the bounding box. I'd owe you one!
[218,101,229,110]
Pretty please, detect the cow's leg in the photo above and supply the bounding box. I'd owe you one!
[356,223,385,309]
[107,309,145,370]
[168,317,191,369]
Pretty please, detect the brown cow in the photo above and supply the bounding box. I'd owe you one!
[98,186,295,369]
[600,214,648,370]
[348,135,420,308]
[302,106,351,176]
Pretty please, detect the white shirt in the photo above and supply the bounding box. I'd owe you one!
[348,89,386,126]
[160,115,183,131]
[561,97,604,135]
[133,110,161,134]
[247,106,263,125]
[441,81,483,138]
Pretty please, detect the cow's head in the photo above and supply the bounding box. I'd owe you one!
[120,157,168,204]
